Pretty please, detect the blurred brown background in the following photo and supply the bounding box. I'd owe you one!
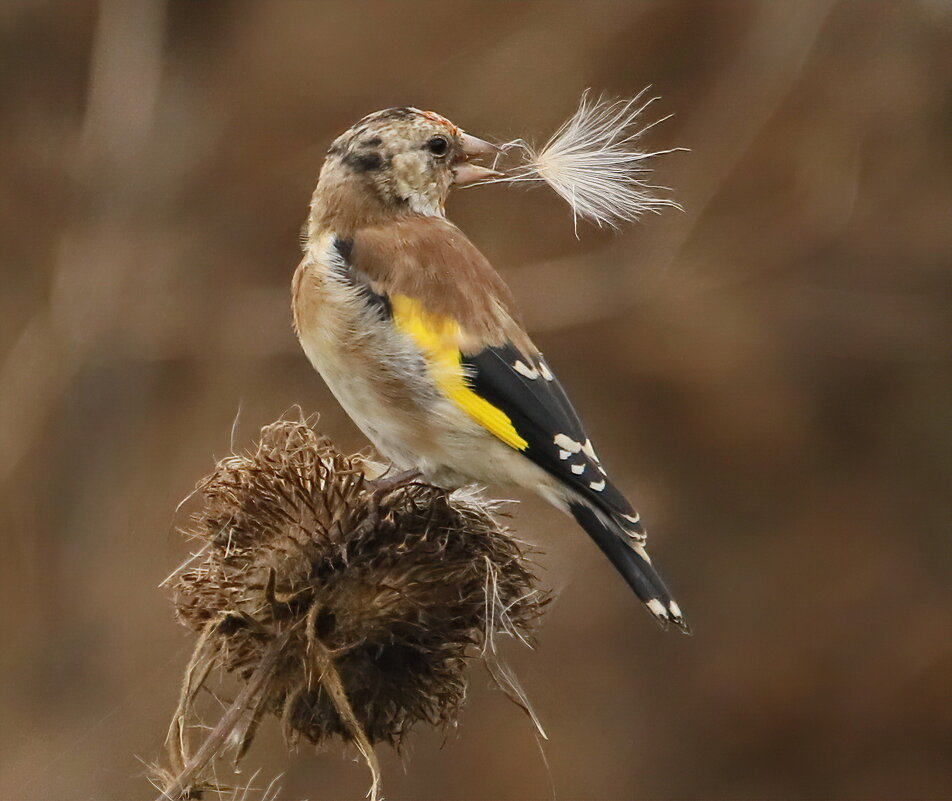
[2,1,951,798]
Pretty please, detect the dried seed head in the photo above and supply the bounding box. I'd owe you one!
[168,417,546,774]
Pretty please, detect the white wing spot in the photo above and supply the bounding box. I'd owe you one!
[589,479,606,492]
[632,544,652,564]
[581,439,600,463]
[570,463,586,475]
[669,601,683,620]
[538,361,555,381]
[621,512,640,525]
[558,449,572,461]
[513,359,540,379]
[554,433,582,453]
[646,599,669,619]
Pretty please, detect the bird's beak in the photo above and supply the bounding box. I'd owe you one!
[452,131,503,185]
[460,132,500,158]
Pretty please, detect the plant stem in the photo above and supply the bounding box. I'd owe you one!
[156,630,291,801]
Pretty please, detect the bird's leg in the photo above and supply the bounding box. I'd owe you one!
[362,468,424,532]
[368,468,424,494]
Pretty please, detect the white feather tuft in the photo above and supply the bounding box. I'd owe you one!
[486,89,685,232]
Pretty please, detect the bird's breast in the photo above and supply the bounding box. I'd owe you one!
[292,249,456,470]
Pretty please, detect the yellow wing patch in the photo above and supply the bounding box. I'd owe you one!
[390,295,528,452]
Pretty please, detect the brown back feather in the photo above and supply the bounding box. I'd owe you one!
[351,217,534,354]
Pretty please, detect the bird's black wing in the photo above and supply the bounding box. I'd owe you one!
[461,342,646,540]
[462,342,686,629]
[330,232,683,627]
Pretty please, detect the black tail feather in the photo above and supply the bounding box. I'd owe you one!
[570,501,688,632]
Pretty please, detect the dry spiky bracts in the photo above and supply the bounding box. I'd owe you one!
[155,417,546,800]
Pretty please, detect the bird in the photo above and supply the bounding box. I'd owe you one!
[292,107,687,631]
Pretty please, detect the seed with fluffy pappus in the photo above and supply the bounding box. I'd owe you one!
[168,417,546,779]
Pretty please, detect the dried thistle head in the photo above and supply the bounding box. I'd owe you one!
[482,89,684,232]
[163,417,546,797]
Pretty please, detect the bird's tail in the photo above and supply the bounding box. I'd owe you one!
[569,500,688,632]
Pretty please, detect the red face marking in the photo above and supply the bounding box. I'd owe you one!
[419,110,459,135]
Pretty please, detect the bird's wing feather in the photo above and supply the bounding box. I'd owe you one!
[459,341,646,540]
[387,293,530,452]
[337,224,645,539]
[457,342,689,631]
[334,226,685,627]
[388,304,682,625]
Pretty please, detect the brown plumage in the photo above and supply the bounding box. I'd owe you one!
[350,218,531,352]
[292,107,687,630]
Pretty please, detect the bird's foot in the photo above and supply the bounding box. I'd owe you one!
[360,469,424,533]
[368,468,424,494]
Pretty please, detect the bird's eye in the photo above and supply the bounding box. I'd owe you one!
[426,136,450,157]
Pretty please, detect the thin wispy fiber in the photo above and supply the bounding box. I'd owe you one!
[485,89,684,232]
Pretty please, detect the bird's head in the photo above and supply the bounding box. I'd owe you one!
[310,107,500,233]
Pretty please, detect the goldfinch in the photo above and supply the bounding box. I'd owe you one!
[292,107,686,631]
